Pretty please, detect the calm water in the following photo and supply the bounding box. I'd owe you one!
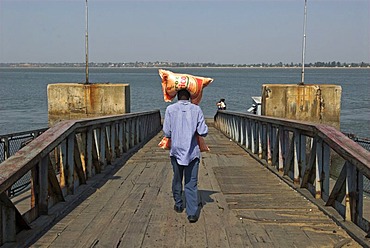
[0,67,369,137]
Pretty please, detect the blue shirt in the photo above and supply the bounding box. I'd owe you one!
[163,100,208,165]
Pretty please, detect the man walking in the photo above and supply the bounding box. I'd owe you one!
[162,89,208,223]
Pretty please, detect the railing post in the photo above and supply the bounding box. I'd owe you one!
[136,118,140,144]
[86,127,93,179]
[118,122,124,156]
[67,133,75,195]
[232,117,236,141]
[110,123,116,161]
[322,143,330,201]
[235,116,240,142]
[267,124,272,165]
[59,140,67,195]
[105,126,112,165]
[138,117,143,143]
[315,138,323,199]
[278,126,284,172]
[251,120,256,154]
[300,134,307,184]
[240,117,245,146]
[227,117,231,137]
[100,126,107,169]
[0,193,16,243]
[345,162,363,224]
[260,122,266,160]
[124,120,130,151]
[293,130,300,184]
[272,126,279,167]
[39,156,49,215]
[129,119,134,148]
[247,119,252,149]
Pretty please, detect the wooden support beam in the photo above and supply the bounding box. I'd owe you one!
[293,130,300,184]
[258,122,263,159]
[59,141,67,195]
[240,118,245,146]
[272,127,279,168]
[267,124,272,165]
[0,192,30,243]
[301,137,317,188]
[315,138,323,199]
[100,126,106,170]
[105,126,112,165]
[86,127,93,178]
[74,136,87,185]
[67,133,75,195]
[251,121,256,154]
[326,162,347,207]
[1,192,16,243]
[92,131,101,174]
[278,126,284,172]
[39,156,49,215]
[299,134,307,184]
[245,119,251,150]
[284,132,294,176]
[322,143,331,201]
[110,123,116,161]
[118,122,124,156]
[47,156,65,204]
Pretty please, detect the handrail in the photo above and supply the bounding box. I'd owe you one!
[214,110,370,241]
[0,110,161,245]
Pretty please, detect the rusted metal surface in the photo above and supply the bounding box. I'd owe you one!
[214,110,370,241]
[0,110,161,246]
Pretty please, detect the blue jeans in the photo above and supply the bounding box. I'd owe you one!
[171,157,199,216]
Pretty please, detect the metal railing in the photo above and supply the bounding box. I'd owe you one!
[214,110,370,241]
[0,110,161,245]
[0,128,47,163]
[1,128,48,197]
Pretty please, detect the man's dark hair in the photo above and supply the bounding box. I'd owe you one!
[177,90,190,100]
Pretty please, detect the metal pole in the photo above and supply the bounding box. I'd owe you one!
[300,0,308,85]
[85,0,89,84]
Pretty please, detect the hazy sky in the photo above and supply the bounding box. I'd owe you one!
[0,0,369,64]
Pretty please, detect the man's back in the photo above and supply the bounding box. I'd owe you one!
[163,100,208,165]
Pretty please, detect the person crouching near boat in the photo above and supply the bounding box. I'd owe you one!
[162,89,208,223]
[216,98,226,110]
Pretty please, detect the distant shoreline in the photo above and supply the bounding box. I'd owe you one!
[1,66,369,69]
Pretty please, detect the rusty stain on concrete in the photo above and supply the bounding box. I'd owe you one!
[261,84,342,130]
[47,83,130,126]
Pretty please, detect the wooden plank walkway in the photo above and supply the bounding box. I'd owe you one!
[29,125,360,247]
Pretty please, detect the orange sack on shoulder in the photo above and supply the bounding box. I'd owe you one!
[158,69,213,152]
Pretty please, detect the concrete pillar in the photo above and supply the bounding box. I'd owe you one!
[261,84,342,130]
[48,83,130,126]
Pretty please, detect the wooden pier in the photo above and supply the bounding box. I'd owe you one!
[24,125,361,247]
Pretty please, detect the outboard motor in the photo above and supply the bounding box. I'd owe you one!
[247,96,261,115]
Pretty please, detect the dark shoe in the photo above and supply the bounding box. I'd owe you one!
[174,205,184,213]
[188,215,198,223]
